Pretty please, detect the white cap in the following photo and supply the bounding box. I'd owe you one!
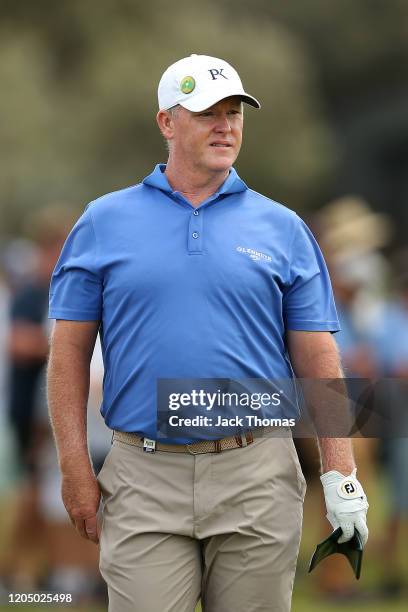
[158,54,261,112]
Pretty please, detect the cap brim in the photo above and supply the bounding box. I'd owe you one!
[179,89,261,112]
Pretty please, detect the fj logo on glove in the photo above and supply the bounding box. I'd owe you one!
[337,479,361,498]
[341,481,356,495]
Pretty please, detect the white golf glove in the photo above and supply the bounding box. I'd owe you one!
[320,468,369,546]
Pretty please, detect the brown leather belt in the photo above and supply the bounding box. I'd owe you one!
[113,430,256,454]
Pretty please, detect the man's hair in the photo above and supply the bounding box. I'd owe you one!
[164,105,180,152]
[167,104,180,117]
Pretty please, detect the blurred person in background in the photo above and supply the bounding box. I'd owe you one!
[0,263,12,491]
[318,196,392,337]
[302,197,391,600]
[5,208,67,589]
[367,250,408,599]
[0,239,40,591]
[3,206,109,602]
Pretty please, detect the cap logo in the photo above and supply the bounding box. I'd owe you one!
[180,76,195,94]
[208,68,228,81]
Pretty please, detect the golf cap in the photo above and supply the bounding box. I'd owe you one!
[158,54,261,112]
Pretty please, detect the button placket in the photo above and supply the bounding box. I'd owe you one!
[188,208,204,253]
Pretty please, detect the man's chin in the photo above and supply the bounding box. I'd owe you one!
[206,155,236,173]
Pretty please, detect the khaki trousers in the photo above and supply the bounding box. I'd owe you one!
[98,435,306,612]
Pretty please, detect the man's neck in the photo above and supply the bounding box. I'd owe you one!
[165,161,229,207]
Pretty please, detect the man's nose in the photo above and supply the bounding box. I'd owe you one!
[214,115,232,132]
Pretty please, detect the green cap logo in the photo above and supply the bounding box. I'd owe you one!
[180,76,195,94]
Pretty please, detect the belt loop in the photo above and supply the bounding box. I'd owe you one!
[246,431,254,445]
[240,433,248,447]
[214,440,222,453]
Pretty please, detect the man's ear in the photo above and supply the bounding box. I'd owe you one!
[156,110,175,140]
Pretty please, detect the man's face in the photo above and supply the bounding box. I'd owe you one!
[168,96,244,174]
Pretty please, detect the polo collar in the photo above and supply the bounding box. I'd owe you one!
[142,164,248,197]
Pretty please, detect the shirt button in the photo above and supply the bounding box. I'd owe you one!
[193,210,199,216]
[192,232,199,239]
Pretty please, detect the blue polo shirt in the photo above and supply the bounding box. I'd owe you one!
[49,164,339,440]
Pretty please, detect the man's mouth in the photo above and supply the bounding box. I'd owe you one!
[210,143,232,147]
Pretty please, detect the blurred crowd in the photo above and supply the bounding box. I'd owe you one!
[0,207,111,605]
[0,197,406,606]
[297,196,408,602]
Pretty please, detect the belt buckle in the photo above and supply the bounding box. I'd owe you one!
[143,438,156,453]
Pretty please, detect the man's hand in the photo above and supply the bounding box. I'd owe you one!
[61,470,101,544]
[321,468,369,546]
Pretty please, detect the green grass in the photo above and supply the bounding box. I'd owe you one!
[0,604,101,612]
[291,598,408,612]
[0,589,406,611]
[0,601,406,612]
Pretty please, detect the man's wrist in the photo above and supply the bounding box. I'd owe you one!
[318,437,355,476]
[321,465,355,477]
[59,448,94,475]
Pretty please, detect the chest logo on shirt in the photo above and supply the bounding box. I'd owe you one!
[236,246,272,263]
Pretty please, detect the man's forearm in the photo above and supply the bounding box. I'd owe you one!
[287,331,355,475]
[47,321,101,543]
[308,383,356,475]
[305,374,356,475]
[47,333,93,473]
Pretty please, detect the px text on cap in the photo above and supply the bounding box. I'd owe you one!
[158,54,261,113]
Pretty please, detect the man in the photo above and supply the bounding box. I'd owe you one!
[48,54,369,612]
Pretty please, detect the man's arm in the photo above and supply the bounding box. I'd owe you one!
[287,330,354,474]
[47,319,101,543]
[287,330,369,544]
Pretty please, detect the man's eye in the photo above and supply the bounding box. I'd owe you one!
[199,112,213,117]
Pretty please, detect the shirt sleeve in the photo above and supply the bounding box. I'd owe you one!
[283,217,340,332]
[49,206,102,321]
